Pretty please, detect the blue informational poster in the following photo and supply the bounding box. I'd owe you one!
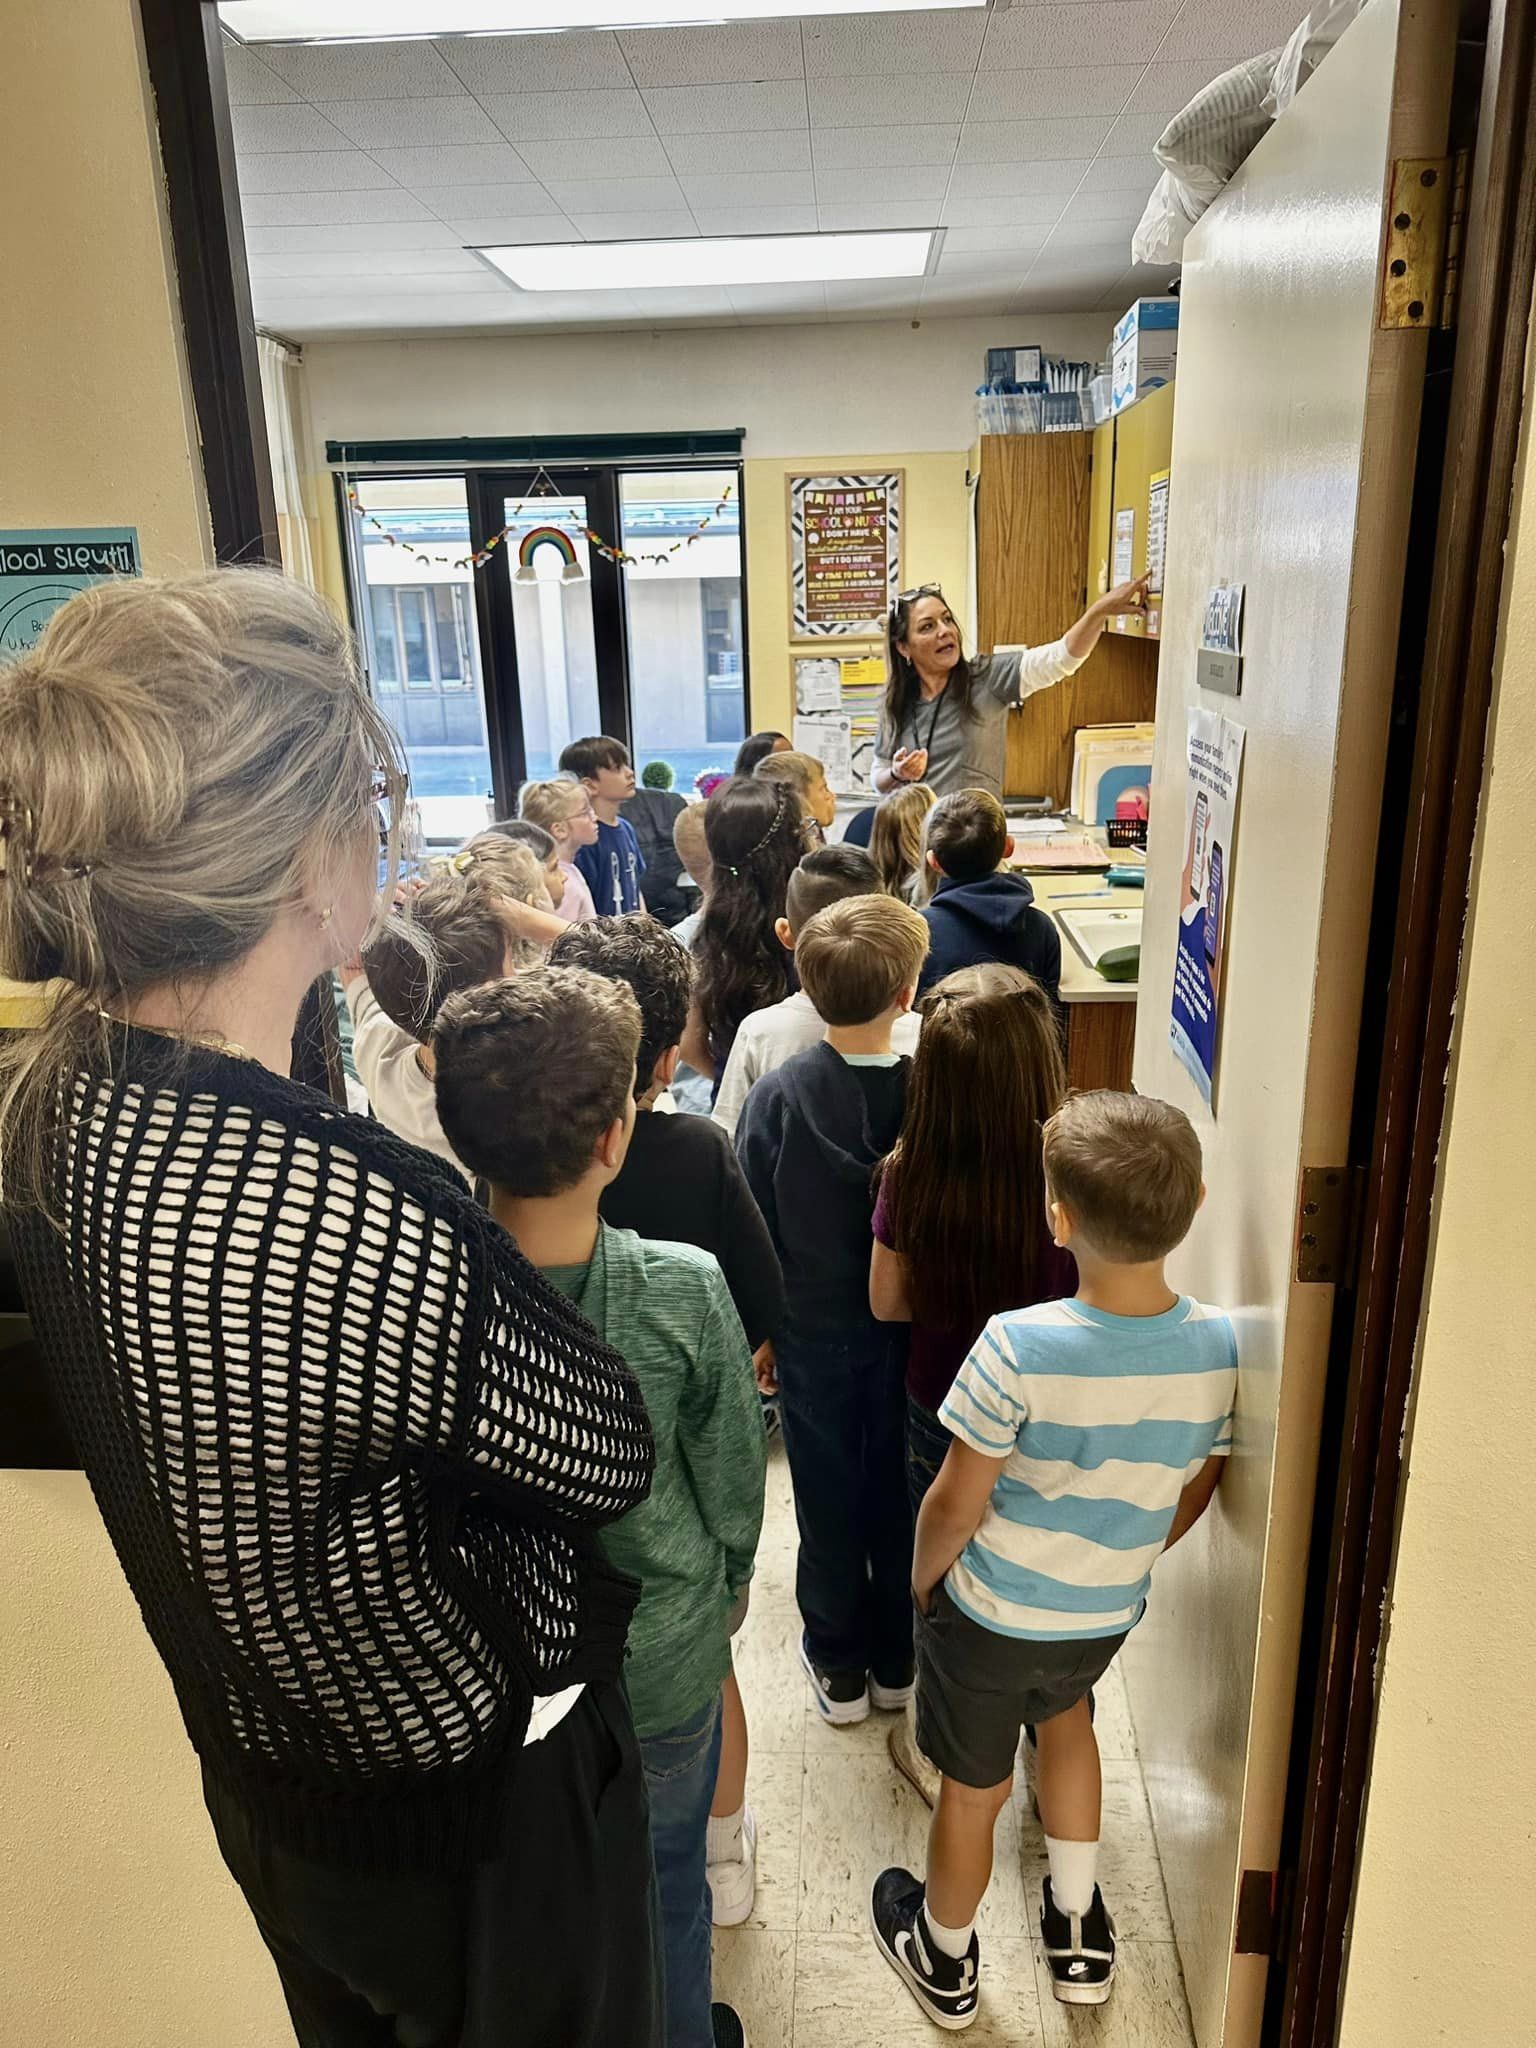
[1170,707,1245,1107]
[0,529,141,657]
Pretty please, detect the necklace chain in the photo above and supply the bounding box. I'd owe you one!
[99,1010,254,1062]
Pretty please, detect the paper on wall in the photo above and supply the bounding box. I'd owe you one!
[1170,706,1246,1107]
[794,713,855,794]
[794,657,842,713]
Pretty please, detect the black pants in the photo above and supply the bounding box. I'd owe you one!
[776,1318,914,1683]
[904,1391,954,1524]
[204,1683,662,2048]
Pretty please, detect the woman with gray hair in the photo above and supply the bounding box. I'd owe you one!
[0,569,660,2048]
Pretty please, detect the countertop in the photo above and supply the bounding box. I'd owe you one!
[1010,855,1142,1006]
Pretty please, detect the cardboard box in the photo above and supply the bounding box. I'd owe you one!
[985,344,1044,388]
[1111,298,1178,414]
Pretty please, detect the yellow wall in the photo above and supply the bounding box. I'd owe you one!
[743,449,970,736]
[1,3,285,2043]
[1337,299,1536,2046]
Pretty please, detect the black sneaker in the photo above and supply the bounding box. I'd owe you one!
[869,1868,981,2031]
[1039,1878,1116,2005]
[710,2004,748,2048]
[800,1637,869,1725]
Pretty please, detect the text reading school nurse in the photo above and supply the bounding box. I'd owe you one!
[874,578,1149,800]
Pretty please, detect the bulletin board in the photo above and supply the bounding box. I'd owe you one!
[787,472,902,638]
[792,651,887,796]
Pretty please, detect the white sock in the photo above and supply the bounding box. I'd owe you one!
[923,1902,974,1960]
[1045,1836,1099,1918]
[706,1806,744,1865]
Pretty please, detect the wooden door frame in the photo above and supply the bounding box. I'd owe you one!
[138,0,342,1103]
[1269,2,1536,2041]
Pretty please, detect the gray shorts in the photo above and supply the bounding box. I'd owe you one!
[915,1582,1127,1788]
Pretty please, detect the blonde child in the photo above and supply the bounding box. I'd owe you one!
[755,748,838,837]
[519,777,599,923]
[870,783,937,905]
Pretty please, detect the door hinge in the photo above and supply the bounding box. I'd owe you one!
[1295,1166,1363,1285]
[1380,156,1463,330]
[1235,1867,1295,1958]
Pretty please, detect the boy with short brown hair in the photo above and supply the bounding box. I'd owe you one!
[559,737,644,916]
[735,894,929,1729]
[871,1090,1237,2025]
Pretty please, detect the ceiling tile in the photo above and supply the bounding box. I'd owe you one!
[435,31,631,93]
[966,65,1146,121]
[935,242,1044,272]
[664,129,813,174]
[244,220,463,253]
[1125,61,1227,114]
[261,39,462,98]
[258,271,509,298]
[248,247,487,278]
[565,211,699,241]
[941,192,1069,227]
[946,159,1094,199]
[823,280,924,313]
[1077,153,1162,191]
[1014,277,1119,311]
[617,22,803,87]
[484,89,655,141]
[692,205,820,235]
[812,165,950,206]
[812,125,959,169]
[230,103,352,153]
[918,276,1022,310]
[643,81,807,135]
[678,170,815,208]
[542,175,689,214]
[1098,259,1180,302]
[815,201,940,231]
[726,283,827,315]
[802,7,988,77]
[514,134,674,181]
[442,217,579,244]
[1039,219,1140,248]
[1098,110,1173,156]
[980,2,1181,72]
[415,181,548,218]
[1059,188,1150,223]
[424,186,561,219]
[958,119,1113,163]
[221,43,299,105]
[808,73,971,129]
[623,286,737,318]
[242,188,436,226]
[944,223,1065,252]
[237,150,398,195]
[316,97,503,148]
[1154,0,1306,66]
[368,144,534,186]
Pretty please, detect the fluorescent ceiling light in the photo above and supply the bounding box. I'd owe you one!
[476,230,935,292]
[220,0,983,41]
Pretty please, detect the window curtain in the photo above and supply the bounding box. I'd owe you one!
[256,333,318,588]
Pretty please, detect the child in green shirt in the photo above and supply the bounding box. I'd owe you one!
[433,964,766,2048]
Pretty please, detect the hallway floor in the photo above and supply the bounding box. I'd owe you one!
[715,1437,1198,2048]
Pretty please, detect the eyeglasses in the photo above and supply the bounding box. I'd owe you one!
[895,582,945,606]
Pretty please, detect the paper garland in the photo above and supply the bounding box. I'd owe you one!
[345,471,735,575]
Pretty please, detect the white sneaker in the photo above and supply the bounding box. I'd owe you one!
[707,1805,758,1927]
[887,1705,942,1808]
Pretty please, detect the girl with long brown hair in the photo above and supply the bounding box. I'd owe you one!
[870,963,1074,1514]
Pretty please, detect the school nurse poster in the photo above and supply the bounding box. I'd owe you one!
[1171,707,1245,1106]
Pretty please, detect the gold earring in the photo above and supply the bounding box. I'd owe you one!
[319,904,335,930]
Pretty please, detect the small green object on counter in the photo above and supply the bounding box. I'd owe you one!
[1096,944,1141,983]
[1107,866,1146,887]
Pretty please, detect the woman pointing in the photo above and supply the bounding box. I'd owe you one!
[873,578,1149,800]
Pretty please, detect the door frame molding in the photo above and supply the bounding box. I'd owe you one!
[1271,3,1536,2040]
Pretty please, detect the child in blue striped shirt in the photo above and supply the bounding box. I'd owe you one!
[871,1091,1236,2026]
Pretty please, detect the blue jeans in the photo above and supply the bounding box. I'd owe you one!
[641,1692,723,2048]
[905,1392,953,1523]
[776,1319,913,1683]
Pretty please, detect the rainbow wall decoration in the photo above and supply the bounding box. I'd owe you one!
[513,525,584,582]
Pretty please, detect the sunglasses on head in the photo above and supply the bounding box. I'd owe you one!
[895,582,945,606]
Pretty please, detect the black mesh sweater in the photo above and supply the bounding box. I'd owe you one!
[6,1026,655,1874]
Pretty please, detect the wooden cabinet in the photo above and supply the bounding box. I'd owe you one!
[975,430,1160,804]
[1105,380,1175,641]
[1086,415,1116,602]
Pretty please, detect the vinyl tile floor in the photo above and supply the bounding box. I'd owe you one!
[714,1437,1197,2048]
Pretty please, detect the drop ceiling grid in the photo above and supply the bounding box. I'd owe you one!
[229,0,1302,334]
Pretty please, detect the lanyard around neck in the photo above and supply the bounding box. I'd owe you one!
[910,684,947,757]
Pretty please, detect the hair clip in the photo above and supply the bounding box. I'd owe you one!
[449,849,474,876]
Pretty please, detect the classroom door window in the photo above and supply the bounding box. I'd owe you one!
[621,469,745,794]
[349,477,493,846]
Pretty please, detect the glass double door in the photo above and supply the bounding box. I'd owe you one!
[347,465,746,847]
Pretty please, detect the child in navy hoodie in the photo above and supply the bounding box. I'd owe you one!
[917,788,1061,1010]
[560,736,646,916]
[736,893,930,1728]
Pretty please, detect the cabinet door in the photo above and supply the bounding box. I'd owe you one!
[1108,381,1176,639]
[1086,415,1117,602]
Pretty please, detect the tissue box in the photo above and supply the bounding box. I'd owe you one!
[985,344,1044,388]
[1111,298,1178,414]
